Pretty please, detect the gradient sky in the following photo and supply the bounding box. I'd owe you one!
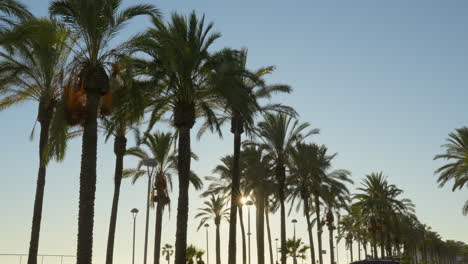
[1,1,467,264]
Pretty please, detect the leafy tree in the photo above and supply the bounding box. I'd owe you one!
[49,1,158,262]
[283,238,309,264]
[196,195,229,264]
[0,18,75,264]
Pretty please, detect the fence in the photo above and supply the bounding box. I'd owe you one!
[0,254,76,264]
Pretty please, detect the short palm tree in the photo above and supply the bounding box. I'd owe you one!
[162,244,174,264]
[0,18,74,264]
[49,1,158,263]
[125,131,203,264]
[185,245,204,264]
[196,195,229,264]
[284,238,309,264]
[247,113,318,264]
[434,127,468,215]
[102,57,148,264]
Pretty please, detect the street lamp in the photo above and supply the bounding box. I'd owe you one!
[142,158,157,264]
[292,219,298,264]
[131,208,139,264]
[275,238,279,264]
[204,223,210,264]
[246,200,254,264]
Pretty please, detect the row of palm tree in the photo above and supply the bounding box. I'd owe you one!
[0,1,466,264]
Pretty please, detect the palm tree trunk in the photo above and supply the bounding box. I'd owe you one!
[105,135,127,264]
[228,117,242,264]
[76,91,99,264]
[154,201,164,264]
[328,225,335,264]
[144,164,152,264]
[363,241,368,259]
[372,231,378,258]
[174,123,192,264]
[265,206,274,264]
[358,240,361,260]
[239,206,247,264]
[216,223,221,264]
[256,190,265,264]
[349,241,353,262]
[303,199,316,264]
[314,196,323,264]
[277,165,287,264]
[379,229,385,258]
[27,110,51,264]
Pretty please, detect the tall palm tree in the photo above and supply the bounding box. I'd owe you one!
[196,195,230,264]
[203,155,248,264]
[102,57,148,264]
[199,49,294,264]
[247,113,317,264]
[322,179,352,264]
[0,0,31,27]
[288,142,322,264]
[297,144,341,264]
[242,146,276,264]
[129,13,233,263]
[434,127,468,215]
[49,1,158,263]
[125,131,203,264]
[0,18,74,264]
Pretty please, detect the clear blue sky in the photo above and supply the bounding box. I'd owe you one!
[1,1,467,264]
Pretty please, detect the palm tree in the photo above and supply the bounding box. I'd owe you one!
[354,172,414,258]
[322,173,352,264]
[49,1,158,263]
[297,143,340,264]
[288,142,322,264]
[0,0,31,27]
[129,12,231,264]
[186,245,204,264]
[199,49,294,264]
[248,113,318,264]
[125,131,203,264]
[0,18,75,264]
[196,195,229,264]
[203,155,248,264]
[284,238,309,264]
[434,127,468,215]
[102,57,148,264]
[162,244,174,264]
[242,146,276,264]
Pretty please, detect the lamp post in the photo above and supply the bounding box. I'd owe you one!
[131,208,139,264]
[275,238,279,264]
[292,219,298,264]
[142,158,157,264]
[204,223,210,264]
[246,200,254,264]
